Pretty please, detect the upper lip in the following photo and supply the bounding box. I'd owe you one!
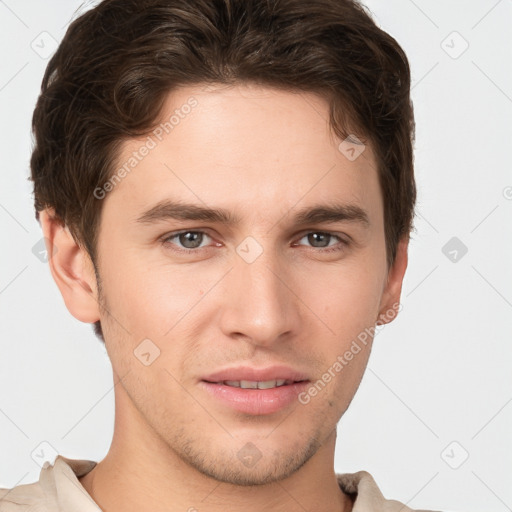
[202,365,309,383]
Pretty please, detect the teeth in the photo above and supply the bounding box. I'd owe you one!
[240,380,259,389]
[221,379,290,389]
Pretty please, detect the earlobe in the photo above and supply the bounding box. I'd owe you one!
[376,237,409,326]
[39,209,101,324]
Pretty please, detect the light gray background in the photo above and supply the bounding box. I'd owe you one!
[0,1,511,511]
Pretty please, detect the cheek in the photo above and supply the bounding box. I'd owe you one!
[317,260,385,331]
[100,252,209,339]
[301,257,383,390]
[297,341,372,425]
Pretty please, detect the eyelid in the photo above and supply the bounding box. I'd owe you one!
[161,229,217,250]
[293,231,350,252]
[295,228,351,244]
[161,228,350,253]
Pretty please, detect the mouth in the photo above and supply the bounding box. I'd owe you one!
[204,379,297,389]
[200,367,310,415]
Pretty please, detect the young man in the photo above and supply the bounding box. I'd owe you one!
[0,0,438,510]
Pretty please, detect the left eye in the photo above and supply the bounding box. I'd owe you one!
[296,232,346,251]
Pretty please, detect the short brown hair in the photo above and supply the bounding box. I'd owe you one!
[31,0,416,338]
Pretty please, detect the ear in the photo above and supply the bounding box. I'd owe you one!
[39,209,101,323]
[376,237,409,326]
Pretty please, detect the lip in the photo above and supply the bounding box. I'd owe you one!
[200,365,310,415]
[202,365,309,383]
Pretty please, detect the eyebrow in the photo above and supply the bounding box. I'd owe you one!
[135,199,370,229]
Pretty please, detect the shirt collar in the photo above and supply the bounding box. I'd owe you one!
[43,455,412,512]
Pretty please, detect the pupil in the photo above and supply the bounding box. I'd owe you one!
[180,232,201,248]
[309,233,329,248]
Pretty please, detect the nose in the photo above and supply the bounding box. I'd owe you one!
[218,242,301,348]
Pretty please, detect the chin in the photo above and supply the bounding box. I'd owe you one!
[192,457,308,486]
[175,435,321,486]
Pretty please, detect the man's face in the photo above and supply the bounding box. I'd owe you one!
[93,83,395,484]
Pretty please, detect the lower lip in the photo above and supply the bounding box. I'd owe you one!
[200,381,310,415]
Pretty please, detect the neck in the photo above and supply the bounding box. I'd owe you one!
[78,376,353,512]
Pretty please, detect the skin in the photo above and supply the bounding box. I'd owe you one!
[40,82,408,512]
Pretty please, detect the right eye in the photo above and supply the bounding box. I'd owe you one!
[161,230,218,253]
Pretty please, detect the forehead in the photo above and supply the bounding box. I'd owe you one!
[104,83,382,229]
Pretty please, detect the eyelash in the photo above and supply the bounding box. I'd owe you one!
[161,230,349,254]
